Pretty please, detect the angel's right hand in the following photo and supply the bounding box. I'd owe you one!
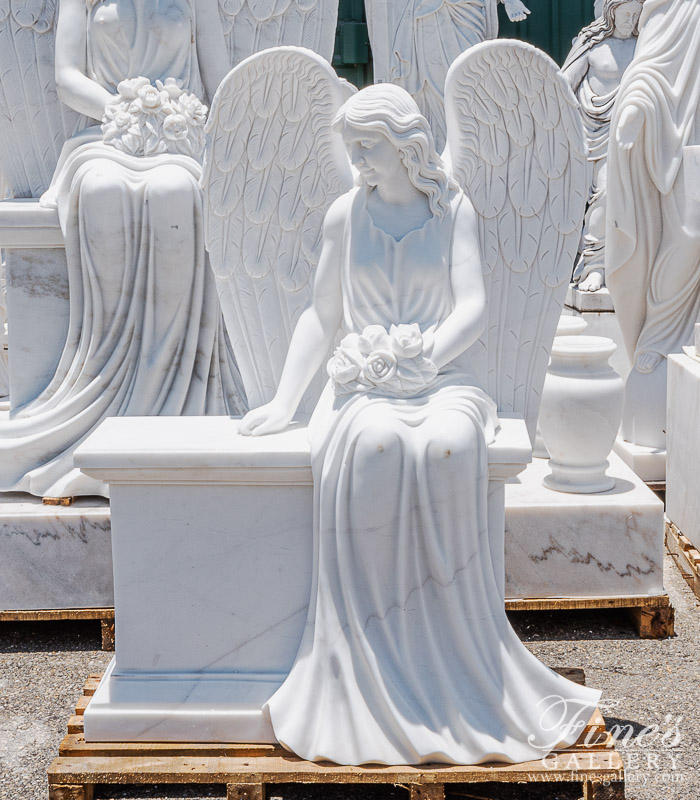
[238,400,294,437]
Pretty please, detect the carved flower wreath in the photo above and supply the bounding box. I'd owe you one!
[102,77,208,158]
[327,324,438,398]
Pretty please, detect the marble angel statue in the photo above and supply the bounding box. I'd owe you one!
[562,0,643,293]
[205,43,596,764]
[606,0,700,449]
[0,0,250,498]
[365,0,531,150]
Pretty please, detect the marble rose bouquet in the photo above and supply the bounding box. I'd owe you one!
[102,77,207,159]
[327,323,438,397]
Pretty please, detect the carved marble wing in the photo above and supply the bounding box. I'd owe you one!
[444,40,587,442]
[218,0,338,66]
[202,46,353,415]
[0,0,80,197]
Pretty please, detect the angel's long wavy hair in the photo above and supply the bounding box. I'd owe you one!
[332,84,455,218]
[578,0,642,46]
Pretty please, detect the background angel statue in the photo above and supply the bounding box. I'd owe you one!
[0,0,246,498]
[563,0,643,293]
[606,0,700,449]
[224,51,595,763]
[365,0,531,150]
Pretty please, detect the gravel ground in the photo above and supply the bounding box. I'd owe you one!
[1,553,698,800]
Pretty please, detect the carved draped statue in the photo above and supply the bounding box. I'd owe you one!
[365,0,531,151]
[0,0,340,497]
[204,42,595,765]
[562,0,642,293]
[606,0,700,448]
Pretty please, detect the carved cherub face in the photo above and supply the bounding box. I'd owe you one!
[613,1,643,37]
[342,123,406,188]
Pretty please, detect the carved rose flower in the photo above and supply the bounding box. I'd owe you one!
[116,77,150,102]
[178,92,208,127]
[327,348,363,385]
[156,77,183,101]
[137,84,169,113]
[162,114,189,142]
[357,324,392,356]
[390,323,423,359]
[364,350,397,384]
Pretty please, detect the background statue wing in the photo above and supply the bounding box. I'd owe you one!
[202,47,353,415]
[445,40,587,442]
[0,0,80,197]
[218,0,338,65]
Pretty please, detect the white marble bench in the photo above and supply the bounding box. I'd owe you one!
[74,414,531,743]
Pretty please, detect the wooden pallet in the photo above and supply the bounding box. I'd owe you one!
[666,519,700,601]
[0,608,115,651]
[505,594,674,639]
[48,669,624,800]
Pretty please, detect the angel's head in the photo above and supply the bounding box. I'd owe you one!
[332,84,453,218]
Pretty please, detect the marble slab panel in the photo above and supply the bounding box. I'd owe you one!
[0,492,112,610]
[5,247,70,409]
[613,437,666,483]
[666,353,700,549]
[504,453,664,599]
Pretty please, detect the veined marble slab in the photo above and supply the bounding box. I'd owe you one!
[0,492,112,610]
[504,453,664,599]
[666,353,700,549]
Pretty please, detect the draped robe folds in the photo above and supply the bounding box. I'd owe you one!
[563,35,623,282]
[0,0,244,498]
[605,0,700,365]
[371,0,498,149]
[266,187,601,766]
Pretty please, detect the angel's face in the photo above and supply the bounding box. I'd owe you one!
[343,124,405,187]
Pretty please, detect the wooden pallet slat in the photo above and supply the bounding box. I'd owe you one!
[48,673,626,800]
[666,519,700,601]
[0,608,116,651]
[506,593,675,639]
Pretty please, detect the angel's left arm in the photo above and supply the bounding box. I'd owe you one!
[195,0,232,101]
[429,196,486,370]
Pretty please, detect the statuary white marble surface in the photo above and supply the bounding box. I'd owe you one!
[567,284,615,313]
[505,452,664,599]
[539,336,624,493]
[564,293,630,381]
[665,353,700,548]
[0,492,112,610]
[0,0,253,499]
[76,415,532,744]
[366,0,531,150]
[203,48,354,417]
[563,0,642,294]
[613,437,667,483]
[79,70,597,763]
[0,260,7,401]
[606,0,700,451]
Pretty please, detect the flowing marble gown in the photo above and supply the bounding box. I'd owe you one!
[0,0,244,497]
[267,187,601,766]
[606,0,700,366]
